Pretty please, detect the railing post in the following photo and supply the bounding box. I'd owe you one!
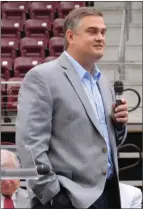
[118,2,132,81]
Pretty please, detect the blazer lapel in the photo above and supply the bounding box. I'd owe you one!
[97,76,112,117]
[58,53,103,137]
[97,76,117,152]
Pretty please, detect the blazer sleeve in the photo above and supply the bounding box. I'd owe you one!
[16,69,60,205]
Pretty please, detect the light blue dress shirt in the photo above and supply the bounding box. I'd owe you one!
[64,51,114,179]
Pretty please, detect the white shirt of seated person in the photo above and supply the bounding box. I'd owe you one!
[119,182,142,208]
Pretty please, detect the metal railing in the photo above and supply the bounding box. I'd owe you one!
[118,2,132,80]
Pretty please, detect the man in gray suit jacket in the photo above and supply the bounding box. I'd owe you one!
[16,7,128,209]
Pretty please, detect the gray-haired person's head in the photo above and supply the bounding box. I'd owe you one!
[1,149,20,168]
[63,7,103,50]
[1,150,21,196]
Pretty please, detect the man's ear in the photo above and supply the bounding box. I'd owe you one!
[66,29,75,46]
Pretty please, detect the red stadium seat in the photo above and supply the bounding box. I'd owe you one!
[2,1,29,12]
[45,56,58,62]
[7,77,23,110]
[1,58,12,80]
[2,2,27,24]
[53,18,64,37]
[58,2,86,18]
[1,78,6,110]
[25,19,52,43]
[1,38,19,60]
[1,142,15,145]
[1,79,5,93]
[14,57,43,77]
[20,37,47,59]
[49,37,64,57]
[1,19,23,41]
[30,2,57,20]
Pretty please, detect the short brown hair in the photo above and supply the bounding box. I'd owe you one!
[63,7,103,50]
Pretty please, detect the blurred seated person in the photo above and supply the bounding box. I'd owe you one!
[119,182,142,208]
[1,149,30,208]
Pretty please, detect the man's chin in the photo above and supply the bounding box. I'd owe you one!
[93,52,104,61]
[2,191,13,196]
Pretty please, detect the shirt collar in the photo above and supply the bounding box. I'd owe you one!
[1,189,18,201]
[64,51,101,82]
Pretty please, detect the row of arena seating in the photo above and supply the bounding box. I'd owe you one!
[1,18,65,40]
[1,56,57,79]
[2,77,23,111]
[1,37,64,59]
[1,1,86,22]
[1,1,87,81]
[1,56,57,111]
[1,1,88,118]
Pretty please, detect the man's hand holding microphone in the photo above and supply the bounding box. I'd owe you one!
[112,81,128,128]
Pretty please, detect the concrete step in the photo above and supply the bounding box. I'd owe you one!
[123,85,142,108]
[132,2,142,10]
[119,152,143,159]
[102,44,142,61]
[125,45,142,61]
[126,25,142,45]
[120,181,142,187]
[127,107,142,123]
[106,25,142,44]
[94,2,142,10]
[122,65,142,85]
[98,63,142,85]
[101,10,141,24]
[94,1,125,10]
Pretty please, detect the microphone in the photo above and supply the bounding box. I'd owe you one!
[114,80,124,106]
[114,80,124,130]
[37,165,50,175]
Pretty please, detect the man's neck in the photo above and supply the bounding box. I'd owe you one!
[66,49,95,73]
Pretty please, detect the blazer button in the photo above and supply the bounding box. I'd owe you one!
[102,170,107,176]
[102,147,107,153]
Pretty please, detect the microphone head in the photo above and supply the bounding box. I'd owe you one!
[114,80,124,94]
[37,165,50,175]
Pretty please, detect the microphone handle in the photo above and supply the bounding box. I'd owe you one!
[116,99,122,107]
[115,96,125,130]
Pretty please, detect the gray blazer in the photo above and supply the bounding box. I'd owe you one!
[16,52,127,208]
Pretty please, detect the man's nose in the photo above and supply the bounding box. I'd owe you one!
[95,33,104,41]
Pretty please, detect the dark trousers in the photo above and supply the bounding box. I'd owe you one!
[33,178,121,209]
[90,178,121,209]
